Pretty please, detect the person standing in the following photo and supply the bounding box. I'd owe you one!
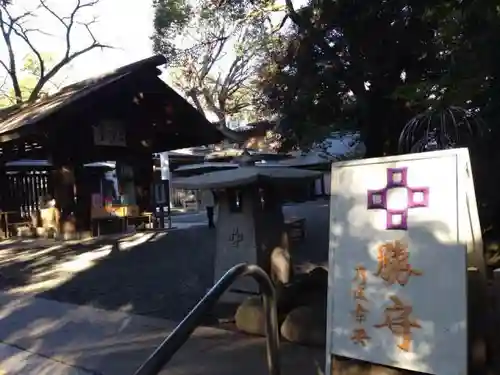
[201,189,215,228]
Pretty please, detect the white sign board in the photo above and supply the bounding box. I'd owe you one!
[326,148,479,375]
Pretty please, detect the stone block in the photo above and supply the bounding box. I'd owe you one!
[280,303,326,347]
[234,296,266,336]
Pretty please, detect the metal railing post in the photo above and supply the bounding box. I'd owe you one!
[133,263,281,375]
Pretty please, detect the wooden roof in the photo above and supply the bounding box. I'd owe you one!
[172,166,321,189]
[0,55,224,162]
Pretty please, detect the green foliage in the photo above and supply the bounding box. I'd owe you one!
[152,0,500,154]
[0,53,58,107]
[151,0,192,61]
[252,0,500,155]
[22,52,55,77]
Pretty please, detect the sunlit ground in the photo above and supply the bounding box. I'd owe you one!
[0,200,329,323]
[0,232,166,296]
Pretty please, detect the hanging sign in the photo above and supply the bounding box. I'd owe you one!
[93,120,126,146]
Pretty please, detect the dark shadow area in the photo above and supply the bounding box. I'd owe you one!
[40,229,217,321]
[0,229,216,321]
[286,199,330,268]
[0,200,331,323]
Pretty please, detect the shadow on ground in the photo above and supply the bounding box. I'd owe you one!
[0,200,331,322]
[0,229,217,321]
[0,294,325,374]
[0,201,330,374]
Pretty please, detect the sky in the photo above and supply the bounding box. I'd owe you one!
[0,0,305,121]
[0,0,155,86]
[0,0,304,83]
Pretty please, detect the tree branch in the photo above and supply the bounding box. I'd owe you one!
[0,6,32,103]
[10,24,46,87]
[27,0,111,101]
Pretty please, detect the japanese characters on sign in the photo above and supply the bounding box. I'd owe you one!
[373,239,422,352]
[351,265,370,346]
[349,239,423,352]
[374,295,421,352]
[375,239,422,287]
[93,121,127,147]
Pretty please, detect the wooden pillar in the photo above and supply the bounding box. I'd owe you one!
[50,164,76,220]
[255,186,289,284]
[152,170,165,229]
[0,165,8,211]
[73,165,92,232]
[132,153,154,214]
[0,165,8,238]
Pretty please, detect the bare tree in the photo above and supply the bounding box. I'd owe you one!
[153,0,280,142]
[171,16,267,124]
[0,0,110,104]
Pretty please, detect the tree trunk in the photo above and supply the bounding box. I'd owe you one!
[361,100,407,158]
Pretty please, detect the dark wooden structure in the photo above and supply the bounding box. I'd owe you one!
[0,55,223,235]
[4,161,51,220]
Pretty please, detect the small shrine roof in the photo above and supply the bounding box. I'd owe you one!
[172,166,321,189]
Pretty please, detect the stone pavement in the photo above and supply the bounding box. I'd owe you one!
[0,293,324,375]
[0,201,330,373]
[0,341,93,374]
[0,230,217,322]
[0,207,329,324]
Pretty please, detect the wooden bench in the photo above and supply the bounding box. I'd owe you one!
[91,213,155,236]
[124,213,154,230]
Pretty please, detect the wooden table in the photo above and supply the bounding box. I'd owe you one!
[92,212,155,236]
[92,216,127,237]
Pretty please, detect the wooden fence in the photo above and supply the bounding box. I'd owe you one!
[4,169,51,219]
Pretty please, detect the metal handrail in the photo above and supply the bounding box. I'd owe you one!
[133,263,281,375]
